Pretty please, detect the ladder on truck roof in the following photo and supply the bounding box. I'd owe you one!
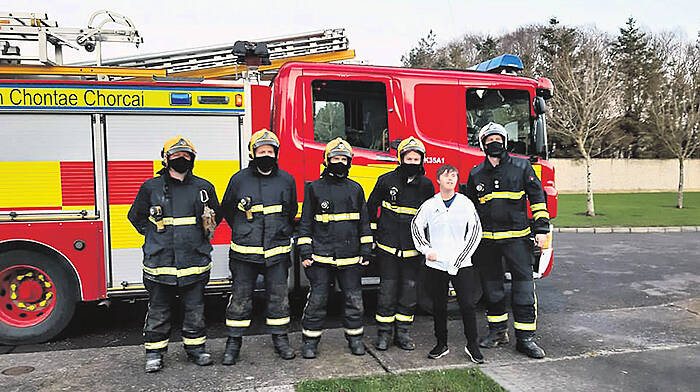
[75,29,355,80]
[0,11,142,66]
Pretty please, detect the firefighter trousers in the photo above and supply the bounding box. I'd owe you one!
[301,263,364,339]
[143,279,207,353]
[225,259,290,336]
[426,265,479,345]
[476,238,537,339]
[375,251,420,332]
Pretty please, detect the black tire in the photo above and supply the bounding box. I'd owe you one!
[0,249,79,345]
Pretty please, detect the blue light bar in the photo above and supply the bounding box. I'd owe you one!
[472,54,524,73]
[170,93,192,106]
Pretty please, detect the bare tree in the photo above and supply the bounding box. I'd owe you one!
[548,29,622,216]
[648,35,700,208]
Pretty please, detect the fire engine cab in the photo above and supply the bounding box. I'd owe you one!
[0,11,556,345]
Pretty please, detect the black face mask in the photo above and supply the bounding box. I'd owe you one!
[168,157,193,174]
[252,155,277,173]
[485,141,506,157]
[327,161,349,177]
[399,163,422,177]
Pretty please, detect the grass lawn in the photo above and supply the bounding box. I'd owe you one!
[296,368,506,392]
[553,192,700,227]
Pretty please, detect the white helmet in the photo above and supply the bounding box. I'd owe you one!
[478,122,508,151]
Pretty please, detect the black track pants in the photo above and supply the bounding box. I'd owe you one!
[426,265,479,345]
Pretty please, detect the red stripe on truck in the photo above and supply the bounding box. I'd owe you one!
[108,161,155,205]
[60,162,96,206]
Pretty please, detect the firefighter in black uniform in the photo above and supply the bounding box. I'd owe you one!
[128,136,220,373]
[463,122,550,359]
[367,137,435,351]
[220,130,297,365]
[296,138,373,359]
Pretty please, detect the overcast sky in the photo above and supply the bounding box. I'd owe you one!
[4,0,699,66]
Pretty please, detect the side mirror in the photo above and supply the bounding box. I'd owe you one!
[533,96,546,115]
[390,139,402,150]
[533,115,548,159]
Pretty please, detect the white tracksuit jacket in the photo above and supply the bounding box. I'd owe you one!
[411,193,482,275]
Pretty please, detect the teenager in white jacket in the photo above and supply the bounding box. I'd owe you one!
[411,164,484,363]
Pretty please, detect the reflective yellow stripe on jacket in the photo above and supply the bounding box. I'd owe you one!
[149,216,197,226]
[530,203,550,220]
[381,201,418,215]
[312,254,361,266]
[376,242,420,258]
[237,203,283,215]
[297,236,312,245]
[314,212,360,223]
[478,191,525,204]
[142,262,212,277]
[230,242,292,258]
[482,227,531,240]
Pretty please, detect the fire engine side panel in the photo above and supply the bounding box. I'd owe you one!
[104,115,239,289]
[0,221,104,300]
[0,114,102,299]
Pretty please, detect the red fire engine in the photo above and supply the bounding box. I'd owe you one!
[0,13,556,345]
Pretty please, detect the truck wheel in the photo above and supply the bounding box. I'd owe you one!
[0,249,78,345]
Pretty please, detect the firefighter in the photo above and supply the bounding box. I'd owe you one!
[463,122,550,359]
[296,138,373,359]
[220,129,297,365]
[367,137,434,351]
[128,136,220,373]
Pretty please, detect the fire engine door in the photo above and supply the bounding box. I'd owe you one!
[103,114,241,289]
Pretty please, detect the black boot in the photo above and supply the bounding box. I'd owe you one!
[185,346,213,366]
[375,329,392,351]
[479,329,509,348]
[145,352,163,373]
[516,337,546,359]
[394,326,415,351]
[272,334,296,360]
[302,337,319,359]
[222,337,242,365]
[347,335,365,356]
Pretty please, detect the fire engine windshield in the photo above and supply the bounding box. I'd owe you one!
[466,88,532,155]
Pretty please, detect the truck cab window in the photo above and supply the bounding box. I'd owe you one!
[312,80,390,153]
[466,88,531,155]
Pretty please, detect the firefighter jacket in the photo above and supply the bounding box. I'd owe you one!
[296,174,373,267]
[367,168,435,258]
[128,169,220,286]
[221,166,297,265]
[463,153,550,240]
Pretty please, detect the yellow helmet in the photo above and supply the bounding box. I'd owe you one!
[323,137,353,165]
[397,136,426,162]
[161,136,196,166]
[249,129,280,158]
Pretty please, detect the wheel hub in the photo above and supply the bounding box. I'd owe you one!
[0,265,56,328]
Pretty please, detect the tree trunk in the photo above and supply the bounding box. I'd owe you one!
[585,156,595,216]
[677,157,684,209]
